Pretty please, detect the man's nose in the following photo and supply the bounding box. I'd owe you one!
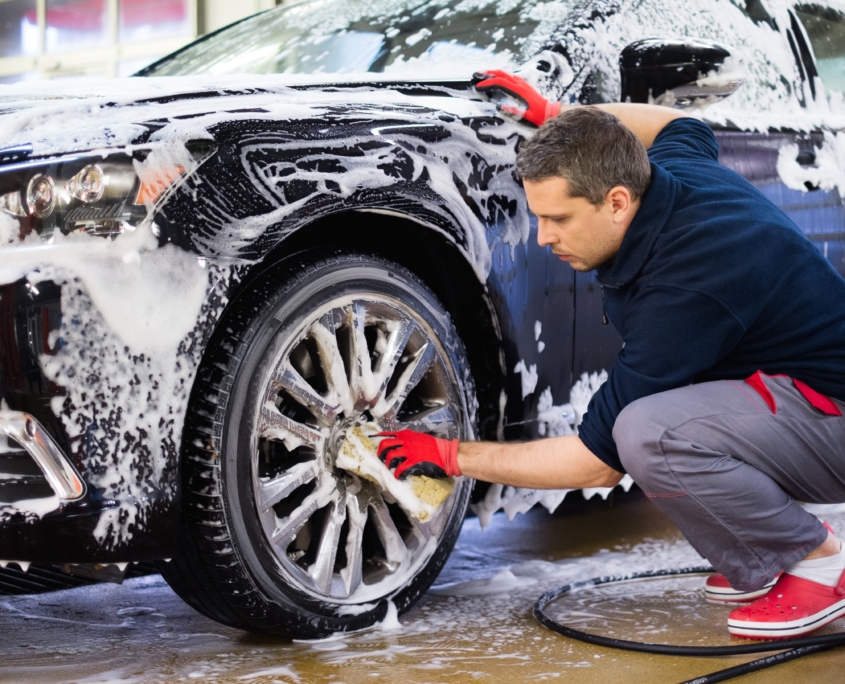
[536,218,553,247]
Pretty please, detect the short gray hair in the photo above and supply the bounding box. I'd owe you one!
[516,107,651,205]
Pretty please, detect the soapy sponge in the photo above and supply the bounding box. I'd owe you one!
[336,424,454,522]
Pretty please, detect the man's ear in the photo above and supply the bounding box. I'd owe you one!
[606,185,633,220]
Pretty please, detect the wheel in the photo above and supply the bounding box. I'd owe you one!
[158,252,475,637]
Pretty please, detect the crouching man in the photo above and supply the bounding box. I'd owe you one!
[377,72,845,640]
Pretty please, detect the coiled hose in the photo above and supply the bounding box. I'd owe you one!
[533,566,845,683]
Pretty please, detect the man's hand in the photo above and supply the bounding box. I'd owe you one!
[377,430,460,480]
[472,70,561,127]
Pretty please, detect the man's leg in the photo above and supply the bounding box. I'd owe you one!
[612,377,845,591]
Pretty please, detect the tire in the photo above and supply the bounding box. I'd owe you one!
[158,252,476,637]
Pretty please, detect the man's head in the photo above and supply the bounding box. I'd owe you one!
[516,107,651,271]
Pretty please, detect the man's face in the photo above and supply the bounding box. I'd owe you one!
[524,176,635,272]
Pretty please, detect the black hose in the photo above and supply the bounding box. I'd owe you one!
[533,566,845,683]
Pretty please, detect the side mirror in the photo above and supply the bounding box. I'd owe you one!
[619,38,745,107]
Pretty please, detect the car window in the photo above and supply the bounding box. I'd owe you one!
[141,0,578,79]
[794,3,845,96]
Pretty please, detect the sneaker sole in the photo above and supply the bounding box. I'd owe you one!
[728,597,845,639]
[705,579,777,603]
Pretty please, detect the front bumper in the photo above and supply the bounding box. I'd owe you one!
[0,278,180,563]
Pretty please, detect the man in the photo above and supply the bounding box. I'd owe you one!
[377,71,845,640]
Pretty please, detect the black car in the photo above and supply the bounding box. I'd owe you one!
[0,0,842,637]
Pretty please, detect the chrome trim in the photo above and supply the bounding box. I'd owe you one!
[0,411,86,501]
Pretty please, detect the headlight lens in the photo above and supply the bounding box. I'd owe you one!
[27,174,56,218]
[66,164,105,203]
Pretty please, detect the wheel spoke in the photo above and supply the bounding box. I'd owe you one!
[270,482,334,546]
[275,362,341,426]
[341,491,367,597]
[400,404,459,437]
[371,318,414,403]
[310,314,354,415]
[372,342,435,423]
[271,498,318,546]
[309,497,346,595]
[258,402,324,449]
[369,496,407,568]
[256,459,320,512]
[345,302,376,410]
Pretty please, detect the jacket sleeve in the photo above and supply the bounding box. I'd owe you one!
[649,118,719,163]
[577,284,746,472]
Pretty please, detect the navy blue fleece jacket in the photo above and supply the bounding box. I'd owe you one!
[577,118,845,473]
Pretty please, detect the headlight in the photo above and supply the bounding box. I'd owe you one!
[66,164,106,203]
[0,141,212,241]
[27,174,56,218]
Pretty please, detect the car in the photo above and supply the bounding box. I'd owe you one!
[0,0,842,637]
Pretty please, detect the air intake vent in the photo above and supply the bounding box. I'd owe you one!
[0,436,52,503]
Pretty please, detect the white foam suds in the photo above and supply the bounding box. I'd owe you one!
[0,495,60,520]
[777,131,845,197]
[3,560,31,572]
[471,370,633,528]
[235,665,300,681]
[335,601,378,617]
[379,600,403,631]
[430,567,537,597]
[513,360,538,399]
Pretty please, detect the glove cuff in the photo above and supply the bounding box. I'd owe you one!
[436,438,461,477]
[544,101,562,122]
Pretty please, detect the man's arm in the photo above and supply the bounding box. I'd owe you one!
[473,70,688,148]
[458,435,623,489]
[377,429,623,489]
[563,103,688,149]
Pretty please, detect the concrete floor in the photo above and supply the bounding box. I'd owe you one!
[1,489,844,683]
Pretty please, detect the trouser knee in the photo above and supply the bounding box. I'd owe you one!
[612,395,669,485]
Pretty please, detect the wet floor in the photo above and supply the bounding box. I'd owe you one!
[2,489,844,683]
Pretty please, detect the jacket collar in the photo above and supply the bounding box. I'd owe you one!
[595,163,678,288]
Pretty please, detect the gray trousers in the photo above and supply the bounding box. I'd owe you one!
[613,376,845,592]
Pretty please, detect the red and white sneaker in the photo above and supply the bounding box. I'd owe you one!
[727,568,845,639]
[705,573,780,603]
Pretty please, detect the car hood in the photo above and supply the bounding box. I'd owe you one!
[0,73,475,160]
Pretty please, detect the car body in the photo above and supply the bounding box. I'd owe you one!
[0,0,842,635]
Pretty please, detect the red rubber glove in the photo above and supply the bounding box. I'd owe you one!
[377,430,460,480]
[472,70,562,127]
